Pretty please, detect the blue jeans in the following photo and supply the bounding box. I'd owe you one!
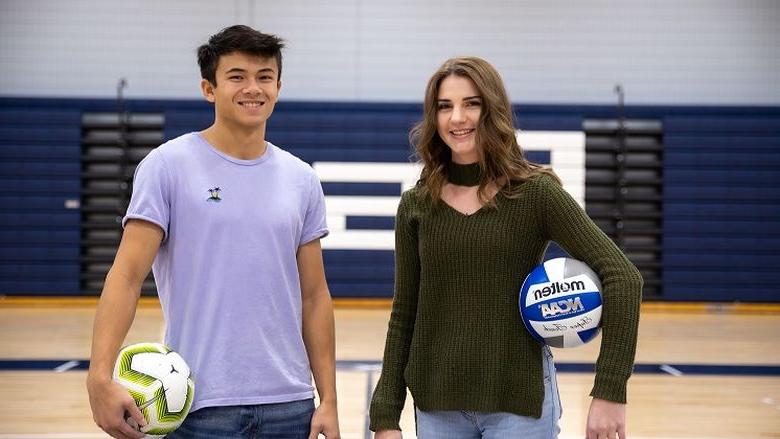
[166,398,315,439]
[415,347,562,439]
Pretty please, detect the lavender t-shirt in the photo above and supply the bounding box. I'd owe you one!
[123,132,328,412]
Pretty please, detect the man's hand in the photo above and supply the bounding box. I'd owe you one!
[308,399,340,439]
[87,376,146,439]
[586,398,626,439]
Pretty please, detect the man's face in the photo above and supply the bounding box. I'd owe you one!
[201,52,281,130]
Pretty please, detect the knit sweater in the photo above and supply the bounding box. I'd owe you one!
[368,167,643,432]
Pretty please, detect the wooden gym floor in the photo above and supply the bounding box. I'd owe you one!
[0,298,778,439]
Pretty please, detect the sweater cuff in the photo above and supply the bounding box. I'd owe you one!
[369,402,403,432]
[590,373,628,403]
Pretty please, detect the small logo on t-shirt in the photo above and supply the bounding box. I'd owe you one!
[207,187,222,202]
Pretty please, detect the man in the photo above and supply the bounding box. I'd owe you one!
[86,25,340,439]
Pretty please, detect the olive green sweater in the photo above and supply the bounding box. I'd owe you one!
[369,169,643,432]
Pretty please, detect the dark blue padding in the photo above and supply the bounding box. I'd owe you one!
[0,246,79,260]
[326,282,394,297]
[664,253,780,268]
[664,237,780,252]
[663,114,780,301]
[663,220,780,236]
[322,183,402,196]
[323,249,394,264]
[665,136,780,150]
[1,179,81,193]
[665,203,780,219]
[345,216,396,230]
[0,264,79,277]
[270,131,411,148]
[0,127,81,145]
[665,169,778,185]
[0,213,80,227]
[322,250,395,297]
[665,151,780,167]
[664,186,780,202]
[289,148,413,163]
[0,145,82,160]
[0,162,81,177]
[0,231,80,246]
[0,281,80,295]
[515,115,583,131]
[267,112,420,131]
[0,107,82,294]
[0,109,82,126]
[324,266,395,280]
[0,196,80,211]
[664,117,780,135]
[665,270,778,284]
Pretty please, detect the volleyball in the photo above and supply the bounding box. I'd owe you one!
[519,258,603,348]
[113,342,195,438]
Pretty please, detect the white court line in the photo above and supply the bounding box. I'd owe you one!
[53,360,80,373]
[659,364,684,376]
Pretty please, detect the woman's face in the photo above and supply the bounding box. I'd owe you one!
[436,74,482,164]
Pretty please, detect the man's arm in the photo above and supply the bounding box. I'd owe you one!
[86,220,164,439]
[298,238,340,439]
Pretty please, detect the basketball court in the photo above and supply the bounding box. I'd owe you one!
[1,298,778,438]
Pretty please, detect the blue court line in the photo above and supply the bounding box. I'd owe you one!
[336,360,780,376]
[3,360,777,376]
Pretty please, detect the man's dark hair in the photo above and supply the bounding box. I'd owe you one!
[197,25,285,85]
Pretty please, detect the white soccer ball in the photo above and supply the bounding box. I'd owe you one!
[113,342,195,438]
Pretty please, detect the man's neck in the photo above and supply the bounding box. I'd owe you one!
[201,122,267,160]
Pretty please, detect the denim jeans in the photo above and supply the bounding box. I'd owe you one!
[166,398,315,439]
[415,347,562,439]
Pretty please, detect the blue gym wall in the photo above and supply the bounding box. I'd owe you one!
[0,106,82,295]
[1,98,778,301]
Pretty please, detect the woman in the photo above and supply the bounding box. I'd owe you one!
[369,56,642,439]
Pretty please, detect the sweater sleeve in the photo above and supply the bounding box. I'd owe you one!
[369,190,421,431]
[535,175,643,403]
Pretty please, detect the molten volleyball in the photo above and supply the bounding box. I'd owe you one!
[519,258,603,348]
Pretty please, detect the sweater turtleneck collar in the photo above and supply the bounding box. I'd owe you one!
[447,161,482,186]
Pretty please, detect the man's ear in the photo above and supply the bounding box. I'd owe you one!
[201,79,216,103]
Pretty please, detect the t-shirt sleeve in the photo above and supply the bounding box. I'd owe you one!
[299,171,329,246]
[122,149,171,240]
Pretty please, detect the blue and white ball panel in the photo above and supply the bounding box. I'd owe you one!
[522,279,603,316]
[527,305,602,348]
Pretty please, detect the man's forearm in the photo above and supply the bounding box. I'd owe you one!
[87,269,143,383]
[302,291,337,403]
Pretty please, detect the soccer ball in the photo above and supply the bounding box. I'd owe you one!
[113,342,195,438]
[519,257,603,348]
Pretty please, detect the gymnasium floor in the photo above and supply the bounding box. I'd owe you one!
[0,298,778,439]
